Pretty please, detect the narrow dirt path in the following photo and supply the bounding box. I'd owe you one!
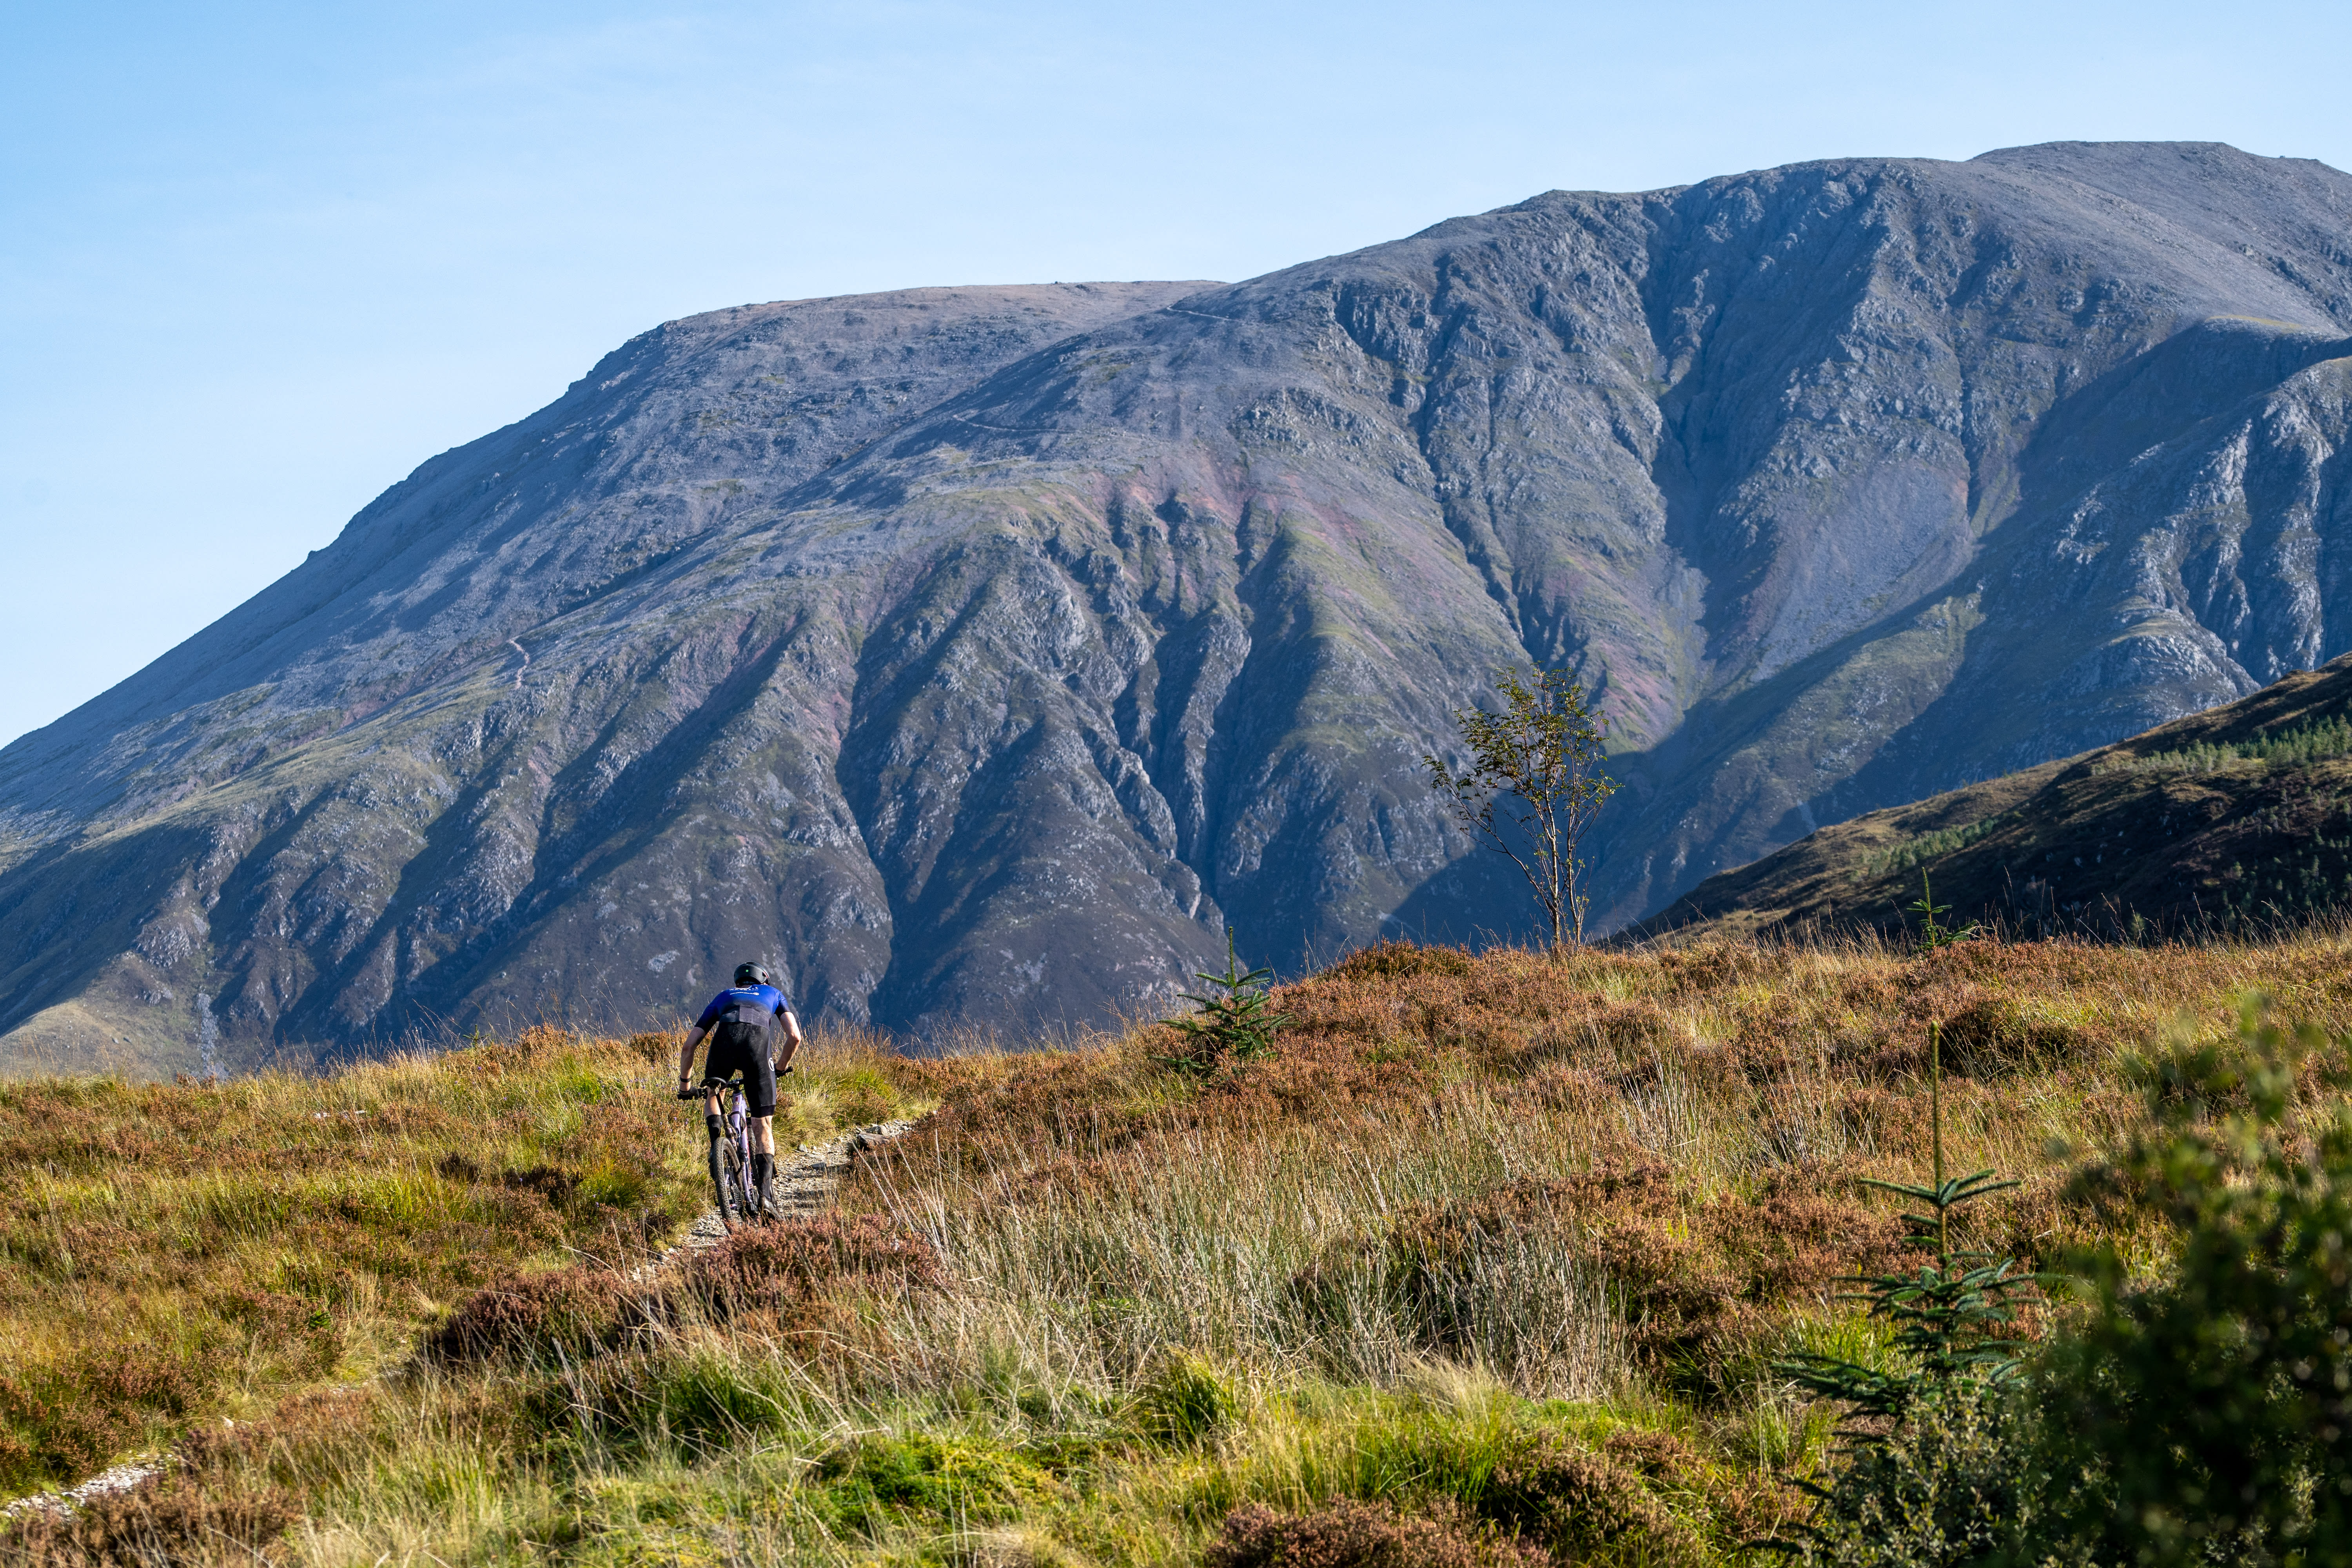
[659,1118,915,1260]
[3,1458,165,1522]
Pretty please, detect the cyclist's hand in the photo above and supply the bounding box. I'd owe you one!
[675,1083,702,1101]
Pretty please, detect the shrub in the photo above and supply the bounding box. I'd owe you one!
[0,1356,197,1490]
[2028,1002,2352,1565]
[1794,1381,2061,1568]
[1325,941,1473,982]
[423,1265,644,1364]
[1205,1499,1541,1568]
[1478,1434,1704,1564]
[624,1031,677,1065]
[0,1478,293,1568]
[678,1215,941,1323]
[425,1214,942,1365]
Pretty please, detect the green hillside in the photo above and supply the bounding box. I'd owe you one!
[11,930,2352,1564]
[1640,654,2352,945]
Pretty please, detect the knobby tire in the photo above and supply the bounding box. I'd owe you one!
[702,1087,765,1228]
[708,1136,740,1228]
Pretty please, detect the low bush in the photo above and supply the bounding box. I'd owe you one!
[1478,1433,1704,1564]
[425,1214,942,1365]
[679,1214,941,1324]
[1205,1499,1541,1568]
[0,1357,199,1489]
[0,1477,293,1568]
[422,1263,649,1365]
[1795,1381,2054,1568]
[2027,1004,2352,1566]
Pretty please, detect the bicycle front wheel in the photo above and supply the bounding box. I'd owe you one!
[737,1137,762,1221]
[711,1135,748,1229]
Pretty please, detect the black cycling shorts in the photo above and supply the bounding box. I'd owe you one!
[701,1035,777,1118]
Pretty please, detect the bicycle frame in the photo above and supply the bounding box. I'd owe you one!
[705,1079,762,1227]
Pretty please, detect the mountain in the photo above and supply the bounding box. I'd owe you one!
[1635,653,2352,944]
[4,142,2351,1072]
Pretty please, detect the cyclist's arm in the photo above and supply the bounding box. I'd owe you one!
[676,1025,708,1091]
[775,1009,804,1071]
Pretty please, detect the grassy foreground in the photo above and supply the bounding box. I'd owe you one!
[7,929,2352,1565]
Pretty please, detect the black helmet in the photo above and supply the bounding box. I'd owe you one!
[734,962,771,987]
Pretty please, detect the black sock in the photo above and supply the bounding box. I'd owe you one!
[752,1151,775,1214]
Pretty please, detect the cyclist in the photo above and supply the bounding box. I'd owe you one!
[674,962,804,1223]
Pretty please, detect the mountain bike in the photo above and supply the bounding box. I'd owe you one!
[678,1078,763,1229]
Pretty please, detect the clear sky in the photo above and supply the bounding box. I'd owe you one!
[4,0,2347,748]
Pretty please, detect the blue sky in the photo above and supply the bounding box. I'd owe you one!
[4,0,2348,748]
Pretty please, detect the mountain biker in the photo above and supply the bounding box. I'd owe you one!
[674,962,804,1223]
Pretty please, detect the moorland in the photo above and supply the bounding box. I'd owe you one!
[8,926,2352,1565]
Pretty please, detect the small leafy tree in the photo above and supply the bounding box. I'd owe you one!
[1424,666,1618,951]
[1157,929,1290,1077]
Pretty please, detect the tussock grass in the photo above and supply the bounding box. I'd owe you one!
[13,931,2352,1565]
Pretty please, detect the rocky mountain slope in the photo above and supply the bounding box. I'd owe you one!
[1635,653,2352,944]
[4,142,2351,1070]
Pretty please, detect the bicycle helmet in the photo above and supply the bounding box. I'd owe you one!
[734,961,771,987]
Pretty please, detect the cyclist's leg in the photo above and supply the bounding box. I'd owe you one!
[745,1052,780,1218]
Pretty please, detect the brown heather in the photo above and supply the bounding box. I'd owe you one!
[7,930,2352,1565]
[1205,1499,1545,1568]
[0,1025,927,1496]
[423,1214,944,1365]
[0,1476,296,1568]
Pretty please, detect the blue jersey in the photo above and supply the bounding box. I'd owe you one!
[695,982,792,1032]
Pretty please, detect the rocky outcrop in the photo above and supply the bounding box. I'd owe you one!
[4,143,2350,1071]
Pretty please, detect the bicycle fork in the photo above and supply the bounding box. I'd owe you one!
[730,1101,759,1221]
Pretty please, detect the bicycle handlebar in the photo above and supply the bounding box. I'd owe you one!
[673,1064,789,1101]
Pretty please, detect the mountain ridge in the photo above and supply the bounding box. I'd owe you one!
[6,142,2352,1073]
[1634,652,2352,944]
